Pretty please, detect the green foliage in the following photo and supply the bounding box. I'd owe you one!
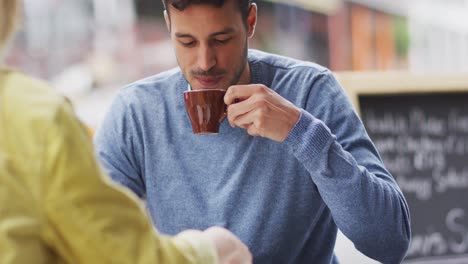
[394,17,410,58]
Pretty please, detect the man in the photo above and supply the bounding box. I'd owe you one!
[95,0,411,263]
[0,0,252,263]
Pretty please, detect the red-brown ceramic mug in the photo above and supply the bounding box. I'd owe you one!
[183,89,227,134]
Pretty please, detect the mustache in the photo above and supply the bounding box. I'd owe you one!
[191,68,226,77]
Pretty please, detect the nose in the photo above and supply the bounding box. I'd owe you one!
[197,45,216,71]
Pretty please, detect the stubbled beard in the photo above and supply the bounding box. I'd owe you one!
[229,40,249,87]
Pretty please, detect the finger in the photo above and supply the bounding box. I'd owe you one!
[240,123,251,129]
[227,96,259,127]
[232,109,267,138]
[232,99,273,127]
[230,109,253,129]
[224,84,265,105]
[247,123,262,137]
[232,107,256,129]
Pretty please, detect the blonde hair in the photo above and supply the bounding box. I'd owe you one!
[0,0,20,60]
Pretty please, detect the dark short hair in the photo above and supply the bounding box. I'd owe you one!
[162,0,252,20]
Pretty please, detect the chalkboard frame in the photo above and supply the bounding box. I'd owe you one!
[335,71,468,116]
[335,71,468,264]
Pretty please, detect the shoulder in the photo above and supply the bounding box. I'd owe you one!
[248,49,328,76]
[1,70,80,153]
[248,50,342,97]
[2,71,69,124]
[116,67,183,105]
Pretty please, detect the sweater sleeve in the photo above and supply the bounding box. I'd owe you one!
[43,100,217,264]
[93,93,145,198]
[284,71,411,264]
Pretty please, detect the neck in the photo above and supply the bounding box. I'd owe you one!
[238,61,251,85]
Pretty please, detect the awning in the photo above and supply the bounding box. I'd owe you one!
[260,0,343,15]
[346,0,409,16]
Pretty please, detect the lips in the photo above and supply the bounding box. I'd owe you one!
[195,76,223,87]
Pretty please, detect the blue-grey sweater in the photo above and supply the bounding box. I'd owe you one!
[94,50,411,264]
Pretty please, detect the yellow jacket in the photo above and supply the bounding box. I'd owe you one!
[0,69,217,264]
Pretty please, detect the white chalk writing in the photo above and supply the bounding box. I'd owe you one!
[407,208,468,257]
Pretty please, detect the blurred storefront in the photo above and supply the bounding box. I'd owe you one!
[8,0,94,79]
[6,0,139,91]
[260,0,410,71]
[4,1,468,263]
[407,0,468,73]
[257,0,467,73]
[5,0,468,132]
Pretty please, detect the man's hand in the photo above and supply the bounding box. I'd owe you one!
[202,227,252,264]
[224,84,301,142]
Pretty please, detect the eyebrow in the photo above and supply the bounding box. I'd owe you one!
[175,27,235,38]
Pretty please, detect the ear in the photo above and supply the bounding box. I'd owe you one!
[164,10,171,32]
[246,3,257,38]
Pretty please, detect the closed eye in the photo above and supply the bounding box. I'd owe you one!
[214,37,232,45]
[180,40,196,47]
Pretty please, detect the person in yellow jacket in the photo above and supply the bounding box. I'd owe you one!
[0,0,252,263]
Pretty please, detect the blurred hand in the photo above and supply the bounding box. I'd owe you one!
[224,84,301,142]
[203,226,252,264]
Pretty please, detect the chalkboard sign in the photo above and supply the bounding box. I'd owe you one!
[336,72,468,264]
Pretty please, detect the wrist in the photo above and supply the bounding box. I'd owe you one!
[280,105,302,142]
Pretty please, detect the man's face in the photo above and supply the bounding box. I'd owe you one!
[165,0,255,90]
